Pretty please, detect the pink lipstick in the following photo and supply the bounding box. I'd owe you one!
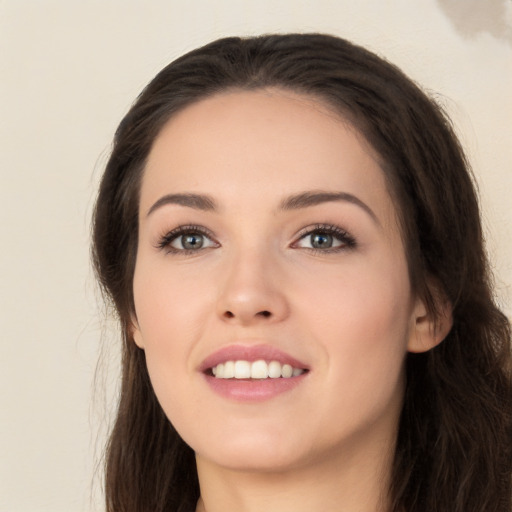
[199,344,309,402]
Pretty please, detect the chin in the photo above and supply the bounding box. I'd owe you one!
[190,424,313,473]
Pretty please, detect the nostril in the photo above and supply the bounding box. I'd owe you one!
[221,310,273,320]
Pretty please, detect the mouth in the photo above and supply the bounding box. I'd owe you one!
[199,344,309,401]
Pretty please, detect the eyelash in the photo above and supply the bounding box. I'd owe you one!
[156,223,356,255]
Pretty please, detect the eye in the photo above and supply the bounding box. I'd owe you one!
[172,232,210,250]
[157,225,218,254]
[294,224,356,252]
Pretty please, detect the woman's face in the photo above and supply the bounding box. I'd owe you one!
[132,89,430,473]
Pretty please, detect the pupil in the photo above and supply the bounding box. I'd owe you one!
[312,233,332,248]
[182,234,203,250]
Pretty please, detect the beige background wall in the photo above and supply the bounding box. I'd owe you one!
[1,1,510,511]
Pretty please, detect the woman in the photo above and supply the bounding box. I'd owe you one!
[92,34,511,512]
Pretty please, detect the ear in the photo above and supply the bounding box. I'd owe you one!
[130,315,145,349]
[407,292,453,354]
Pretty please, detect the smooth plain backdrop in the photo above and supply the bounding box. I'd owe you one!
[1,1,511,511]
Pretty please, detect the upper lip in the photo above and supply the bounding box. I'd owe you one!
[199,344,309,373]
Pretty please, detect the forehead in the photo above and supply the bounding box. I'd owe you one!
[141,89,396,226]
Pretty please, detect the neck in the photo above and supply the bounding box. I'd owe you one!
[195,435,395,512]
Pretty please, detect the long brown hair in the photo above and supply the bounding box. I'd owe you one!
[92,34,511,512]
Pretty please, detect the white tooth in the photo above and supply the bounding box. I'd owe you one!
[234,360,251,379]
[268,360,282,378]
[223,361,235,379]
[213,360,303,379]
[281,364,293,378]
[251,360,269,379]
[215,363,225,379]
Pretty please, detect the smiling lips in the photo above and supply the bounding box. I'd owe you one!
[201,344,309,401]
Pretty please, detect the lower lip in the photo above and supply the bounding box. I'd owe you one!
[203,373,307,402]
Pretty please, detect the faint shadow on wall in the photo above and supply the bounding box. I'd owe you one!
[435,0,512,43]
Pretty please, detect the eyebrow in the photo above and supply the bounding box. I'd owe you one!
[279,190,379,224]
[146,190,379,225]
[147,193,217,216]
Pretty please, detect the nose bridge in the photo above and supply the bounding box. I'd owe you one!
[217,238,288,325]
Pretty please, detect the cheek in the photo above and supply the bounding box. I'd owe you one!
[295,256,413,401]
[297,253,412,330]
[132,261,213,408]
[133,290,203,437]
[133,258,213,344]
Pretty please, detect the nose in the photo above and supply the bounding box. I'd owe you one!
[216,248,289,326]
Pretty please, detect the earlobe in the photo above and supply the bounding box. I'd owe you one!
[407,294,453,354]
[131,316,145,349]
